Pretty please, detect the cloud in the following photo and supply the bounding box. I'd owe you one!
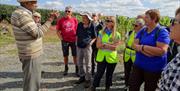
[39,0,64,10]
[73,0,146,17]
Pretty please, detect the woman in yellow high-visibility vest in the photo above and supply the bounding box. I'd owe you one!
[123,18,145,90]
[91,16,122,91]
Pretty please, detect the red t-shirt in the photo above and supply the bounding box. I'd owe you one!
[56,17,78,42]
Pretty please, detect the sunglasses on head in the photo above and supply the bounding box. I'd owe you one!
[171,19,180,26]
[65,10,71,13]
[105,20,113,23]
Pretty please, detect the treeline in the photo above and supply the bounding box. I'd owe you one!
[0,4,172,40]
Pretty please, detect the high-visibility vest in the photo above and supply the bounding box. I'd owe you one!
[96,30,121,63]
[124,31,136,62]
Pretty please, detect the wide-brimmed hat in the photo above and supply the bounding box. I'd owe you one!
[80,12,93,21]
[17,0,37,3]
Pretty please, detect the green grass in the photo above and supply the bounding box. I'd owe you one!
[0,34,15,47]
[0,31,60,48]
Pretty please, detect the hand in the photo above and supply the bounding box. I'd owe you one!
[50,11,60,19]
[48,11,60,22]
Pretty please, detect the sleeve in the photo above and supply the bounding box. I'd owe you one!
[20,14,51,39]
[157,28,170,45]
[91,24,97,38]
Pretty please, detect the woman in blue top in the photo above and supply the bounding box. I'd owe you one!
[129,9,170,91]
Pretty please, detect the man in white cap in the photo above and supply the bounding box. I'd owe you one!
[11,0,58,91]
[75,12,96,88]
[56,6,78,76]
[33,12,41,24]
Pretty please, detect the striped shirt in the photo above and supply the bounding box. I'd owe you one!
[11,6,51,59]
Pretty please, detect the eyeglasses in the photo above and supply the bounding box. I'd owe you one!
[171,19,180,26]
[65,10,71,13]
[105,20,113,23]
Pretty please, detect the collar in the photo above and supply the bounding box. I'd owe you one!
[18,6,33,16]
[104,28,112,36]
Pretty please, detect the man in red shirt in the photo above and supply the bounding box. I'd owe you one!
[56,6,78,76]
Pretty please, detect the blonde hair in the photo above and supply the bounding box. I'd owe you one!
[103,16,117,41]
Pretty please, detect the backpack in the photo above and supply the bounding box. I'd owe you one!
[139,26,178,62]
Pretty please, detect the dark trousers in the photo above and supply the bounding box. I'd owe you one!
[129,65,161,91]
[91,46,97,76]
[124,59,133,86]
[93,59,117,88]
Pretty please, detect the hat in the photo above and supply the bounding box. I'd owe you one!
[33,12,41,18]
[92,13,98,16]
[65,6,73,11]
[17,0,37,3]
[80,12,93,21]
[135,18,145,26]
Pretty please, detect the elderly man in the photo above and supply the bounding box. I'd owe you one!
[11,0,58,91]
[33,12,41,24]
[56,6,78,76]
[75,12,96,88]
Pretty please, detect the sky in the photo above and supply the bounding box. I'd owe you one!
[0,0,179,17]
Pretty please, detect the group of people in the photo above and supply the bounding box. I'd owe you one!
[123,8,180,91]
[10,0,180,91]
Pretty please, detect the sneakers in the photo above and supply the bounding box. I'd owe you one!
[63,65,68,76]
[74,76,85,84]
[124,86,129,91]
[84,80,91,88]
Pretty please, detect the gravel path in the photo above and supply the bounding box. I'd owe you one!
[0,42,126,91]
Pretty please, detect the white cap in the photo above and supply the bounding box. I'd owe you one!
[33,12,41,18]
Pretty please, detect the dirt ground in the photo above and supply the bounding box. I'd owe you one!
[0,42,127,91]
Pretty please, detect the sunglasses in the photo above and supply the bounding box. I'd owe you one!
[171,19,180,26]
[133,24,139,27]
[65,10,71,13]
[105,20,113,23]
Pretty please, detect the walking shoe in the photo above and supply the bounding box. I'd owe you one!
[63,65,68,76]
[84,80,91,88]
[74,76,85,84]
[75,65,79,77]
